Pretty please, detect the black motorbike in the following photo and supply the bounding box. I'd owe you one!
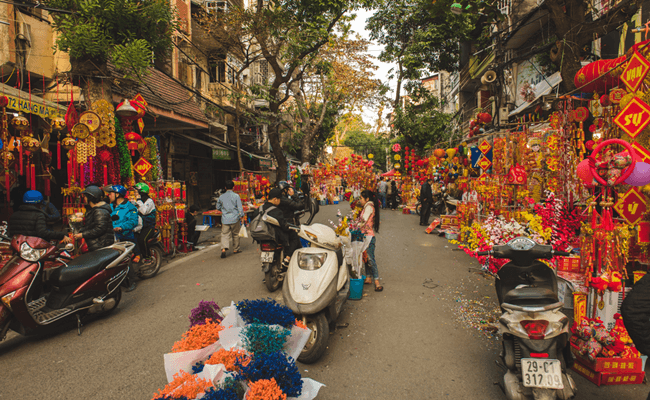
[416,187,457,220]
[478,237,577,400]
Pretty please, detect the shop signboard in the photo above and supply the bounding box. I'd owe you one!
[259,158,272,169]
[212,148,231,160]
[4,95,61,119]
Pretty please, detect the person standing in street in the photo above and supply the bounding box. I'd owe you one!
[358,189,383,292]
[186,205,201,250]
[621,274,650,400]
[134,182,157,260]
[377,177,387,209]
[419,178,433,226]
[389,180,398,210]
[217,180,244,258]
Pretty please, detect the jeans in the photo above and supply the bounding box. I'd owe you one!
[221,221,241,251]
[364,236,379,280]
[378,193,386,209]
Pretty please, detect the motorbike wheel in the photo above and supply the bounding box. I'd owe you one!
[265,261,282,292]
[138,246,163,279]
[415,203,421,215]
[298,313,329,364]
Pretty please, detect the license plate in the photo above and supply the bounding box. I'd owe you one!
[261,252,274,263]
[521,358,563,389]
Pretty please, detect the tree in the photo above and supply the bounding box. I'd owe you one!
[44,0,176,103]
[391,81,453,151]
[544,0,643,91]
[287,34,387,163]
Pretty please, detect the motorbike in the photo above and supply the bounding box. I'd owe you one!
[477,237,577,400]
[416,186,458,219]
[259,190,319,292]
[281,223,349,364]
[135,229,164,279]
[0,235,135,341]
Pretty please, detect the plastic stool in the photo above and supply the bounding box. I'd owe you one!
[203,215,214,227]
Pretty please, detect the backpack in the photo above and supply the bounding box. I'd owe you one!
[250,205,278,242]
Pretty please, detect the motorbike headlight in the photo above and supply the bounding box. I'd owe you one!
[20,242,46,262]
[298,252,327,270]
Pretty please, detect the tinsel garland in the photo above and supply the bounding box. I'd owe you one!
[189,300,223,328]
[144,136,162,181]
[114,117,133,181]
[236,299,295,328]
[241,323,291,355]
[236,352,302,398]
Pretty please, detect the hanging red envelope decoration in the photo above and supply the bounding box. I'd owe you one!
[614,97,650,138]
[507,164,527,185]
[133,157,152,177]
[476,155,492,170]
[621,51,650,92]
[478,140,492,154]
[638,221,650,243]
[574,107,589,122]
[614,187,648,225]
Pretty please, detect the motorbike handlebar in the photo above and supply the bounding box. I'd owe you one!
[553,250,571,257]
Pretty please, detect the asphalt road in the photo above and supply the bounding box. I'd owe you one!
[0,204,648,399]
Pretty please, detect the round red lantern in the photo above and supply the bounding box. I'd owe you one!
[478,113,492,124]
[124,131,142,156]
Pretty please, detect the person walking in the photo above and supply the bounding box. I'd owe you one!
[389,180,398,210]
[419,178,433,226]
[358,189,382,291]
[216,180,244,258]
[377,177,387,209]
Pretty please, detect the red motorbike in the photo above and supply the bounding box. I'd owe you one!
[0,235,135,341]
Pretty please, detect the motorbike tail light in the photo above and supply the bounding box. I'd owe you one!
[520,320,549,340]
[530,352,549,358]
[261,243,276,251]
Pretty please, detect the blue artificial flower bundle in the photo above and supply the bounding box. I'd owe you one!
[236,351,303,397]
[235,299,295,328]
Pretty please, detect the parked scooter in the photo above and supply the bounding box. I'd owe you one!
[258,191,319,292]
[0,235,135,341]
[478,237,577,400]
[281,223,349,364]
[135,229,164,279]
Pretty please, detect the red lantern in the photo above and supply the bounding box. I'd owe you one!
[478,113,492,124]
[600,94,611,107]
[124,131,142,156]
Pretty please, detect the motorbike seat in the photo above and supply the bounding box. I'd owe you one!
[49,248,121,287]
[503,287,559,306]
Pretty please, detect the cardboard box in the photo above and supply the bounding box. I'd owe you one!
[570,344,643,373]
[572,358,645,386]
[440,215,459,230]
[557,256,583,273]
[425,219,440,234]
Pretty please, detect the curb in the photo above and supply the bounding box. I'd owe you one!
[158,243,222,274]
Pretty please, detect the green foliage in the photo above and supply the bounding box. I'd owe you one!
[114,117,133,181]
[342,116,389,170]
[391,81,453,150]
[535,36,560,76]
[44,0,176,77]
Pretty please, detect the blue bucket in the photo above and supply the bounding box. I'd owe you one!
[349,278,363,300]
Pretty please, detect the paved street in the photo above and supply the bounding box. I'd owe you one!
[0,204,648,399]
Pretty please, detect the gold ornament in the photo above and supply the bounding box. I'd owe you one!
[10,113,29,131]
[51,116,66,131]
[61,136,76,150]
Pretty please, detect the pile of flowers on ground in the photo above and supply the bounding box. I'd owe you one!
[452,193,581,274]
[154,298,323,400]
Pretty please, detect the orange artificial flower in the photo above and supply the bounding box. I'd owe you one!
[246,378,287,400]
[171,318,224,353]
[294,319,307,329]
[205,348,251,372]
[152,370,212,400]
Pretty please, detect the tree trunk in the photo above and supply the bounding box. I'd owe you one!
[558,42,583,92]
[234,96,244,174]
[74,59,113,106]
[268,121,287,183]
[300,129,312,164]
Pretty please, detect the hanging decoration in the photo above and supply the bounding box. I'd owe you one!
[114,117,133,181]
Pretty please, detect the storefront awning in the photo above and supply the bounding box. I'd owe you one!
[0,82,67,118]
[176,132,229,151]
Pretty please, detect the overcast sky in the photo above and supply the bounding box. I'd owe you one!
[349,9,397,127]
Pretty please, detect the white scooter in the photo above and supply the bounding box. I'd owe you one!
[280,223,349,364]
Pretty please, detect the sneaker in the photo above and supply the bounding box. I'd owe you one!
[125,282,137,292]
[221,251,226,259]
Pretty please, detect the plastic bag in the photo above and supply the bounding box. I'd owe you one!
[239,225,249,238]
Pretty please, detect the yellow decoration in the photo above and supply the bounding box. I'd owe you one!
[446,148,457,158]
[394,163,401,169]
[367,153,374,159]
[394,154,401,161]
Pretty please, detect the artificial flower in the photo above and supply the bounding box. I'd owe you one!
[171,318,223,353]
[206,349,251,372]
[152,371,212,400]
[236,299,295,328]
[241,323,291,355]
[189,300,223,328]
[237,352,302,398]
[246,378,287,400]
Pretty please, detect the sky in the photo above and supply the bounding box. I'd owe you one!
[349,9,397,127]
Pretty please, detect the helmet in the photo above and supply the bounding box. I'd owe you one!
[135,182,150,194]
[81,185,104,203]
[23,190,43,204]
[277,181,291,192]
[105,184,127,197]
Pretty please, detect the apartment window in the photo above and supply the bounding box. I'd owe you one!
[206,1,228,13]
[196,67,202,90]
[209,55,227,83]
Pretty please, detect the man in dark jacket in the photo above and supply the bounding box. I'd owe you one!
[621,274,650,374]
[252,188,293,255]
[73,186,115,252]
[278,182,304,266]
[419,178,433,226]
[9,190,70,243]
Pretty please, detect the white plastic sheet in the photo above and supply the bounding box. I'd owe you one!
[348,235,371,278]
[163,341,222,383]
[288,378,326,400]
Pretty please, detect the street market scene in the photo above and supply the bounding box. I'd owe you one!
[4,0,650,399]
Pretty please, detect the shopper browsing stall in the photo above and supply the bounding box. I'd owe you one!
[73,186,115,252]
[358,189,383,291]
[134,182,157,261]
[9,190,71,243]
[186,205,201,249]
[216,180,244,259]
[419,178,433,226]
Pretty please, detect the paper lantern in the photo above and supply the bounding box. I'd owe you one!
[23,137,41,153]
[478,113,492,124]
[367,153,374,159]
[61,136,76,150]
[11,113,29,131]
[625,162,650,186]
[576,159,593,184]
[394,154,401,161]
[574,58,623,94]
[124,131,142,156]
[600,95,611,107]
[433,149,445,158]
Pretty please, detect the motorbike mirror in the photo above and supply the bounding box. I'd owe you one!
[262,214,281,227]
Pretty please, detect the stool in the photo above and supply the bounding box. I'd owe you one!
[203,215,214,227]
